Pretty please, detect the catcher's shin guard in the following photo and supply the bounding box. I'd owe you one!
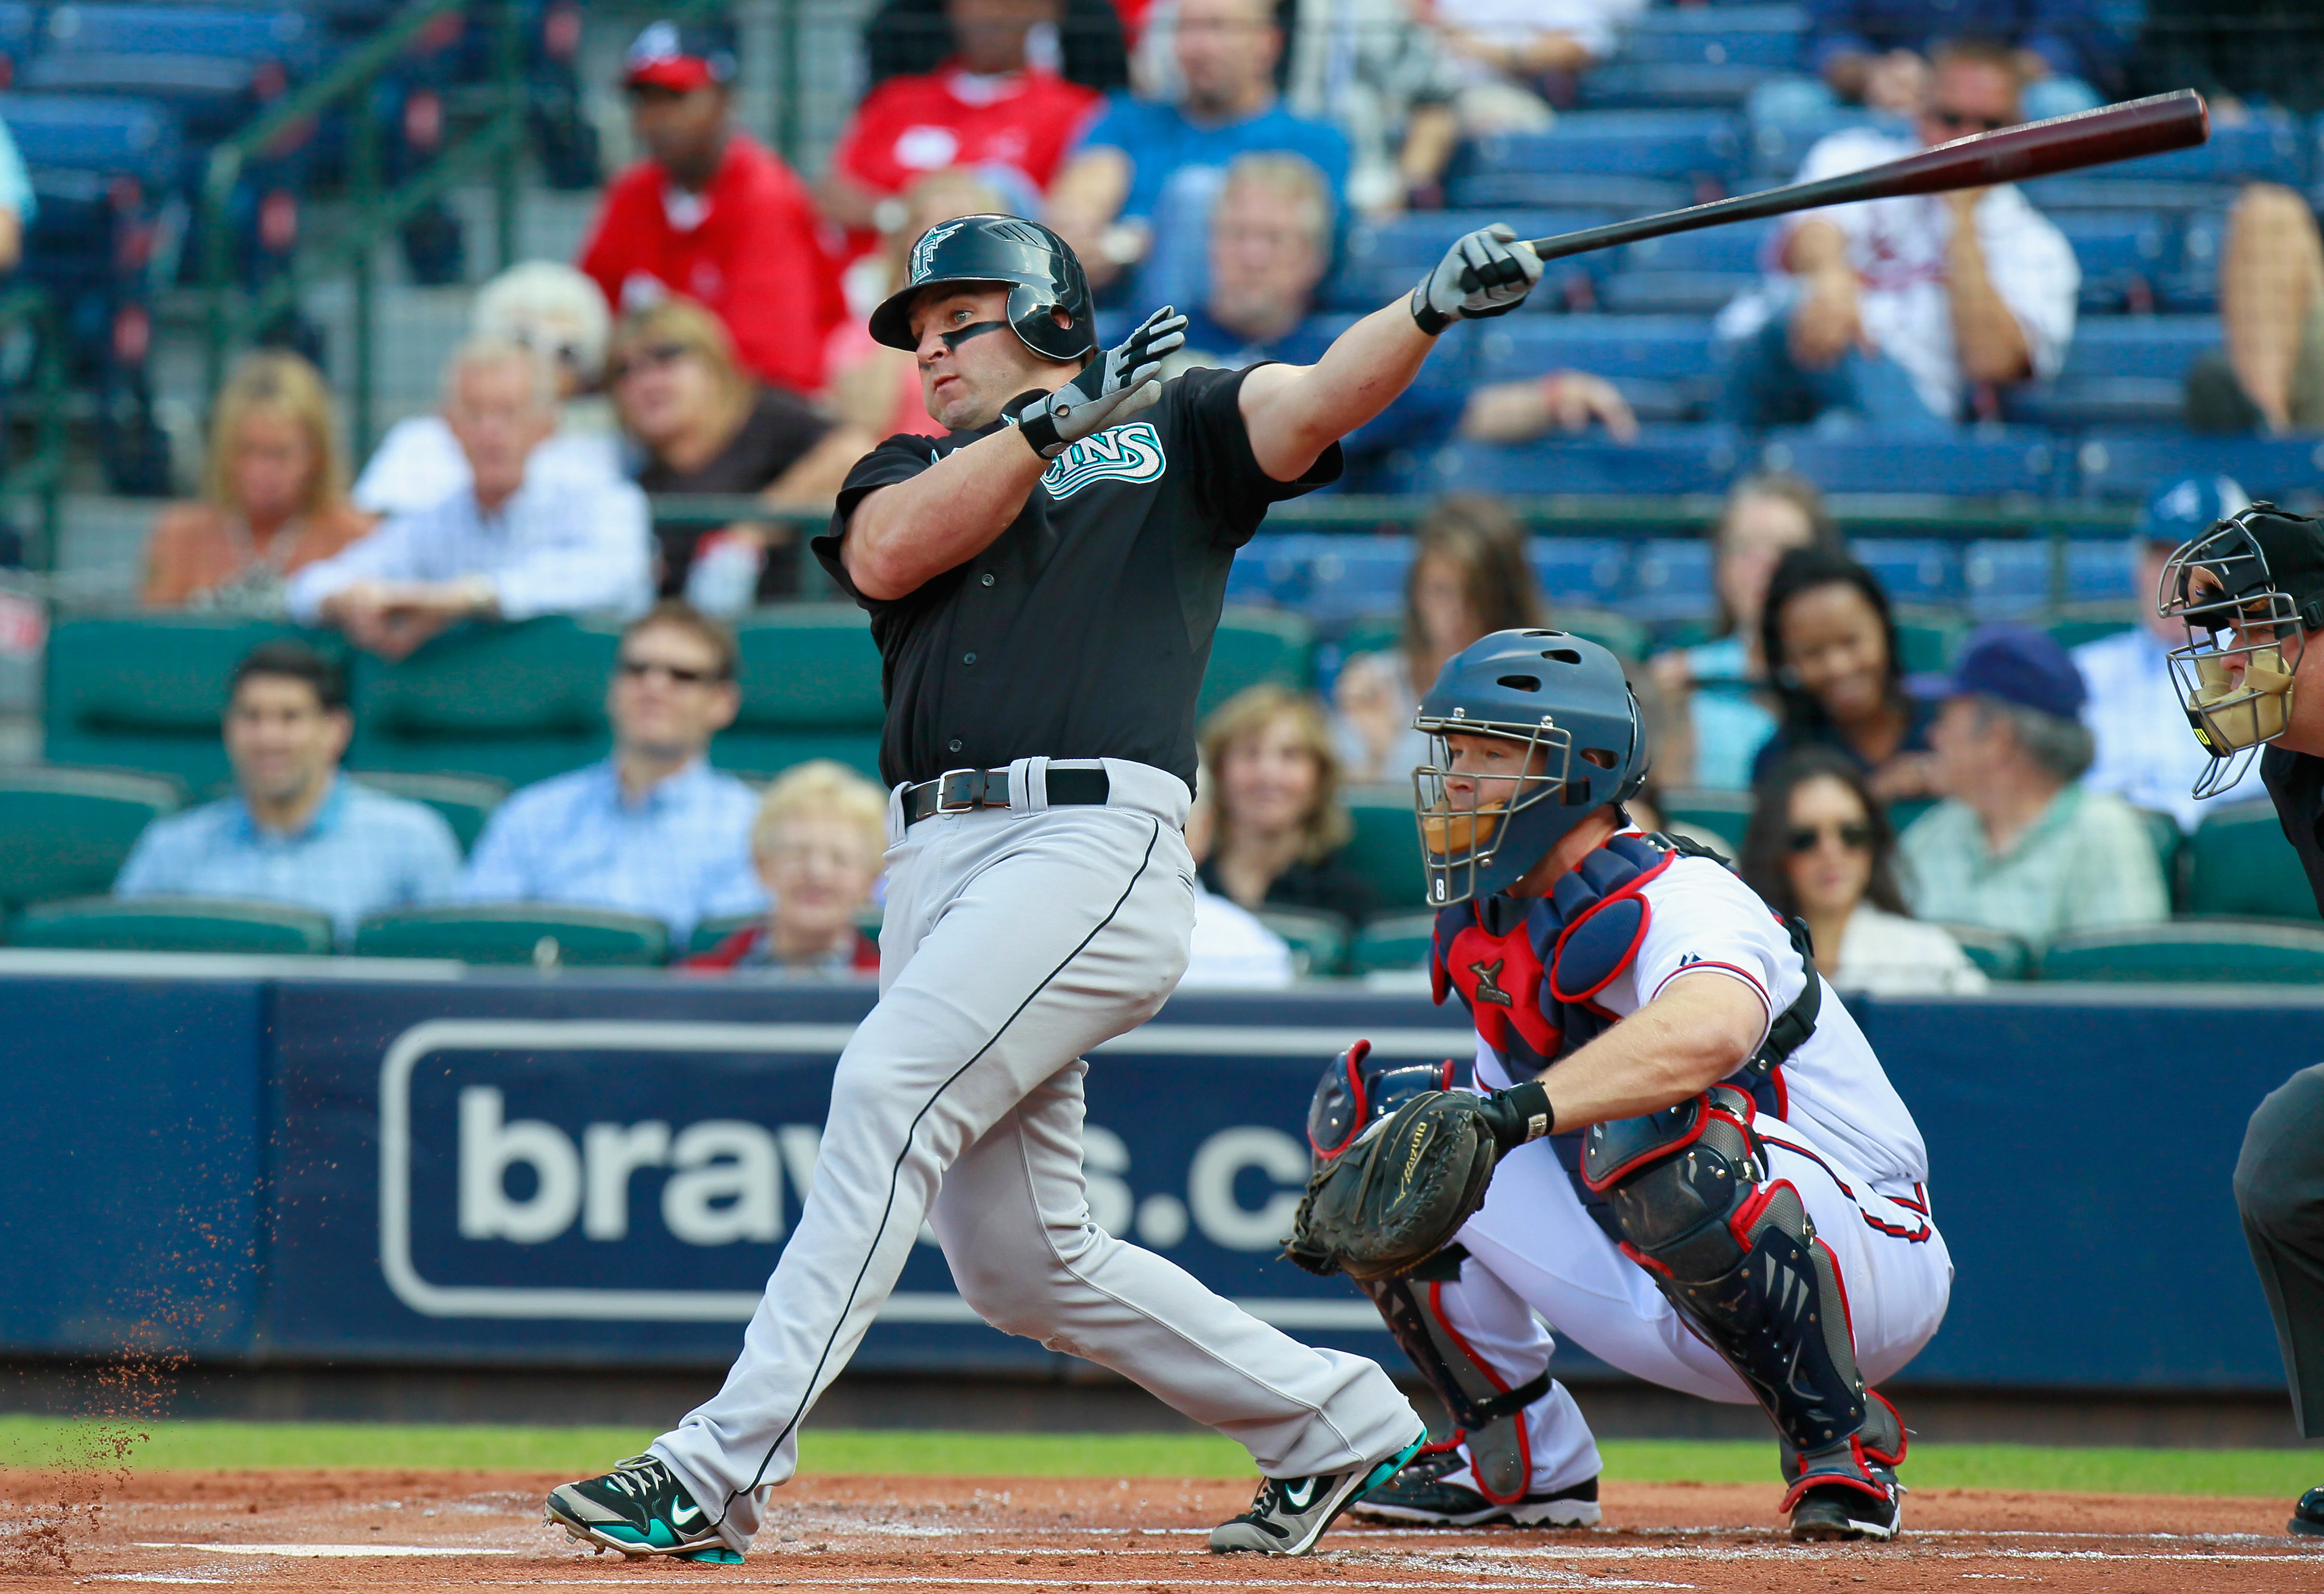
[1582,1086,1885,1503]
[1357,1249,1549,1506]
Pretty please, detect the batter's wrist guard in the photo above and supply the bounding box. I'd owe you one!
[1477,1081,1553,1152]
[1004,388,1072,460]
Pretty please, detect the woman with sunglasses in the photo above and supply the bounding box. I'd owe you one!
[1753,543,1939,800]
[1740,747,1983,996]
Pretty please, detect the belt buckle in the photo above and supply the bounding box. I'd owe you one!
[934,768,986,814]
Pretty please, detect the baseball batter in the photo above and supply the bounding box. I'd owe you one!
[544,213,1552,1561]
[1302,633,1952,1539]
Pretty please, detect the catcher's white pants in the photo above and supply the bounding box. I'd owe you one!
[652,759,1417,1553]
[1439,1054,1954,1493]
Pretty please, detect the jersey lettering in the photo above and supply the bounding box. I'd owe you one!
[1041,422,1167,500]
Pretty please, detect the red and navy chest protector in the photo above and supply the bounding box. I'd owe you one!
[1430,832,1819,1237]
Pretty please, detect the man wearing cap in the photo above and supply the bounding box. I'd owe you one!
[1895,624,2168,947]
[2155,503,2324,1538]
[543,213,1550,1562]
[578,21,845,397]
[2074,475,2252,832]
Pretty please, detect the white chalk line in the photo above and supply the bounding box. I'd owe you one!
[482,1579,1691,1591]
[134,1543,518,1558]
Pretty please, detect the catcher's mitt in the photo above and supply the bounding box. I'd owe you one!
[1283,1082,1552,1281]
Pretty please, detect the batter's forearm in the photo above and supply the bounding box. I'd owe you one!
[1532,973,1766,1129]
[842,429,1049,600]
[1239,303,1437,481]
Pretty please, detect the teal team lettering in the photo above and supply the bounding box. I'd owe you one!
[1040,422,1167,500]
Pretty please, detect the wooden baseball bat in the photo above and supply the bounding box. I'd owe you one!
[1520,89,2210,263]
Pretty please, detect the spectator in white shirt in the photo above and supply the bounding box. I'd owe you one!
[2074,475,2252,833]
[287,337,653,659]
[352,262,623,517]
[1423,0,1646,134]
[1715,38,2078,433]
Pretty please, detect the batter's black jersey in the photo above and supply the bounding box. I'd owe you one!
[2262,746,2324,915]
[813,365,1340,789]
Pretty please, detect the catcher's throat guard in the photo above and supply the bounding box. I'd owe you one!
[2159,503,2324,798]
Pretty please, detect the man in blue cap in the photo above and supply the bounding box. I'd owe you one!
[1896,624,2169,948]
[2074,476,2250,832]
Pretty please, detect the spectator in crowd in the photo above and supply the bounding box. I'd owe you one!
[1756,0,2112,124]
[354,262,621,518]
[1181,887,1299,985]
[1333,495,1549,786]
[1278,0,1458,214]
[689,760,886,975]
[141,351,374,611]
[1046,0,1349,300]
[1171,151,1635,484]
[578,21,846,397]
[1716,40,2079,433]
[822,0,1104,242]
[113,643,461,940]
[1753,543,1939,797]
[612,299,875,612]
[1424,0,1647,132]
[288,341,653,658]
[1898,624,2169,945]
[2135,0,2324,118]
[1199,684,1378,923]
[2183,185,2324,437]
[0,114,33,273]
[1740,747,1986,995]
[863,0,1128,93]
[2075,476,2251,832]
[1647,473,1836,790]
[460,602,765,941]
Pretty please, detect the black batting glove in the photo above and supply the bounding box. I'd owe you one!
[1010,304,1189,459]
[1410,223,1545,336]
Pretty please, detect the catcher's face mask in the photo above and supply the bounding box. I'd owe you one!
[1413,720,1571,907]
[2159,511,2317,798]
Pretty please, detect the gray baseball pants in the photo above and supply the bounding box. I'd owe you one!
[652,757,1417,1552]
[2236,1062,2324,1439]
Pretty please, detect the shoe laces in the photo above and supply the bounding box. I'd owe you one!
[597,1455,672,1501]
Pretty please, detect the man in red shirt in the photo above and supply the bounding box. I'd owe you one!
[579,22,845,397]
[821,0,1101,246]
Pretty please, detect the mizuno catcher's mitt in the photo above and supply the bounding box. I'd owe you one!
[1283,1082,1552,1281]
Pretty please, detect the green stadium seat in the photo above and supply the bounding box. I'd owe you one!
[2184,800,2319,922]
[1660,787,1752,853]
[1350,910,1437,975]
[2132,807,2184,904]
[1936,923,2031,981]
[687,912,760,958]
[1256,906,1351,978]
[0,765,182,908]
[1891,609,1968,675]
[352,905,671,967]
[7,896,335,955]
[347,618,619,786]
[1200,608,1316,719]
[44,616,341,788]
[350,772,508,854]
[2044,610,2136,651]
[715,605,886,779]
[1340,786,1429,916]
[1557,608,1649,663]
[2038,921,2324,983]
[1888,795,1938,837]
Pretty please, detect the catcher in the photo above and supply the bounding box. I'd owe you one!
[1286,630,1953,1540]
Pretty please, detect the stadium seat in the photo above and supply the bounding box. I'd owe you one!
[44,616,339,788]
[2052,317,2219,382]
[347,617,619,787]
[686,913,759,958]
[1603,221,1772,315]
[2164,210,2226,311]
[1888,795,1937,836]
[37,5,321,71]
[1963,541,2053,622]
[352,905,672,967]
[1581,63,1780,112]
[1477,315,1720,421]
[715,605,886,779]
[2064,541,2139,606]
[1760,428,2060,497]
[1350,910,1437,975]
[1616,6,1805,70]
[1556,608,1652,662]
[1389,429,1746,499]
[2020,178,2241,217]
[2038,921,2324,983]
[1628,538,1714,622]
[1441,172,1690,214]
[1255,906,1350,979]
[2130,806,2184,894]
[2042,608,2136,651]
[6,895,333,955]
[2055,211,2172,312]
[1747,108,1890,180]
[1850,540,1961,606]
[1241,534,1411,625]
[0,91,183,188]
[1659,788,1753,852]
[2184,800,2320,922]
[1340,786,1428,914]
[1890,608,1967,674]
[0,765,181,908]
[349,772,507,855]
[1531,541,1630,611]
[1938,923,2031,981]
[2078,433,2324,502]
[1200,608,1316,718]
[2101,110,2307,187]
[1456,111,1747,187]
[1328,211,1623,310]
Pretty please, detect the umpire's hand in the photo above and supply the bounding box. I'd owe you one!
[1011,305,1189,459]
[1411,224,1545,336]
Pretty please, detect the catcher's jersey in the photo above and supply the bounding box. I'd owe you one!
[1454,833,1930,1193]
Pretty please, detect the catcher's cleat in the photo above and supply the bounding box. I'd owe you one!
[544,1453,738,1562]
[1787,1479,1901,1542]
[1209,1428,1429,1556]
[2291,1486,2324,1537]
[1354,1445,1601,1528]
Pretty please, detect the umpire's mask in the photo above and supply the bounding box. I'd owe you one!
[2159,503,2324,798]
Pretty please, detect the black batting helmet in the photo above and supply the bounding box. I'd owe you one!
[868,214,1096,364]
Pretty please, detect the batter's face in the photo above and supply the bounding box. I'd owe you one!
[608,622,739,764]
[907,286,1072,432]
[1781,774,1875,921]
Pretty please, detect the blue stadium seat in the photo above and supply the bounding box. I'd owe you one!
[1582,62,1779,111]
[1760,428,2060,497]
[1388,428,1746,499]
[0,3,35,72]
[1628,538,1715,620]
[2162,210,2225,312]
[1616,5,1806,70]
[40,5,320,72]
[2005,314,2219,429]
[1746,109,1892,179]
[1259,535,1412,625]
[2019,177,2240,216]
[2101,110,2306,187]
[1326,211,1622,309]
[0,92,182,187]
[2056,211,2173,312]
[1443,170,1690,213]
[1476,315,1719,419]
[1531,540,1630,609]
[1849,540,1962,605]
[1460,112,1746,187]
[2055,317,2218,381]
[2065,540,2138,606]
[2077,434,2324,501]
[1964,541,2052,621]
[1601,221,1771,315]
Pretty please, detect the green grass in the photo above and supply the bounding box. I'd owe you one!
[0,1417,2313,1498]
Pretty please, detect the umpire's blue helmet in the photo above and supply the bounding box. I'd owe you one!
[1413,630,1649,905]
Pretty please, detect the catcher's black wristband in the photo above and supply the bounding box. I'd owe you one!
[1409,284,1454,337]
[1004,388,1071,459]
[1479,1081,1553,1153]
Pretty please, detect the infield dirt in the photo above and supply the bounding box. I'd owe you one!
[3,1467,2320,1592]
